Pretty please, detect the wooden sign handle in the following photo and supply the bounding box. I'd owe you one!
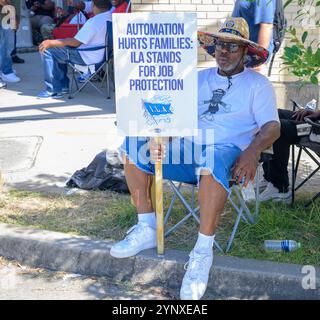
[154,136,164,256]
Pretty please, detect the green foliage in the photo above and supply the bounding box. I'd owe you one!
[282,1,320,85]
[282,26,320,85]
[1,189,319,265]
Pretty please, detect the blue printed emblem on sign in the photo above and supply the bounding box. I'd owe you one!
[142,96,173,126]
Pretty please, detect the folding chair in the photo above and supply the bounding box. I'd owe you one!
[291,101,320,207]
[126,0,132,13]
[163,153,271,253]
[67,20,113,99]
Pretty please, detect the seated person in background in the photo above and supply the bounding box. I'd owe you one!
[37,0,112,98]
[110,18,280,300]
[112,0,130,13]
[0,0,22,84]
[68,0,95,24]
[260,107,320,203]
[26,0,55,42]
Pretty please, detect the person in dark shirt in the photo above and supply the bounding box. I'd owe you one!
[260,107,320,203]
[26,0,55,41]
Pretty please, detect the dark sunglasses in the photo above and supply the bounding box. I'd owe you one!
[215,40,243,53]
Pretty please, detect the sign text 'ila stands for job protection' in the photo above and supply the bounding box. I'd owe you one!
[113,12,198,137]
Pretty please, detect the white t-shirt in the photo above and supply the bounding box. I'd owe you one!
[192,67,279,150]
[74,10,112,65]
[69,11,87,25]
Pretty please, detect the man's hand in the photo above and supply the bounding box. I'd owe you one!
[304,110,320,121]
[149,138,167,162]
[39,40,53,53]
[232,147,260,187]
[292,109,314,122]
[233,121,280,187]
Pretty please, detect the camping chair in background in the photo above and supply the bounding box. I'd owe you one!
[126,0,132,13]
[67,20,113,99]
[163,150,273,253]
[291,100,320,207]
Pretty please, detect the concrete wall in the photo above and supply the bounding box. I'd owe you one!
[131,0,320,108]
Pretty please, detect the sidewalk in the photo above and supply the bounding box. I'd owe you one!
[0,52,320,300]
[0,223,319,300]
[0,52,123,193]
[0,256,169,300]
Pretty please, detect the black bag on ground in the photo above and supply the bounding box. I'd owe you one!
[66,150,129,193]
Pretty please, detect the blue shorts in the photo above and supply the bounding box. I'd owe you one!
[120,137,241,194]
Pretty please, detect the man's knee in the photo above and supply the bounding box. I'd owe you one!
[41,48,54,60]
[199,173,228,197]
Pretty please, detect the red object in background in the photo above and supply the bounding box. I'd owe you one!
[52,10,94,39]
[52,23,83,39]
[113,1,131,13]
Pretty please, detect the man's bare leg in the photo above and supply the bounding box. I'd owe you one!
[180,171,228,300]
[198,171,228,236]
[110,156,157,258]
[123,155,154,213]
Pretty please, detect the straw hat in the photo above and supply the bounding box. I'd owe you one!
[198,18,269,68]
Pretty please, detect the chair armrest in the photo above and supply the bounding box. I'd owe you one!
[76,45,105,51]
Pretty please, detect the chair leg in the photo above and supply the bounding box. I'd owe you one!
[295,147,320,191]
[170,182,200,223]
[164,182,180,226]
[213,239,224,253]
[164,182,200,238]
[106,62,110,99]
[233,186,254,224]
[226,207,244,252]
[68,68,76,99]
[164,212,193,237]
[305,192,320,208]
[291,145,300,207]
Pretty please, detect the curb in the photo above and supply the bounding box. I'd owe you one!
[0,223,319,300]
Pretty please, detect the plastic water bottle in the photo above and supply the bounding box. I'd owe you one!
[304,99,317,111]
[264,240,301,252]
[241,180,256,202]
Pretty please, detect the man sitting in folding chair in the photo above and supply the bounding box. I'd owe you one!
[37,0,112,98]
[260,105,320,204]
[111,18,280,300]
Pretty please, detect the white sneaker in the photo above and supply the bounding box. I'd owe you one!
[0,80,6,89]
[256,177,269,190]
[110,222,156,258]
[180,249,213,300]
[259,182,292,204]
[1,72,21,83]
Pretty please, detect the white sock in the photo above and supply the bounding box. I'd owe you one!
[194,232,215,253]
[138,212,156,229]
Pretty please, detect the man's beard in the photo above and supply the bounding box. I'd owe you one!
[218,55,243,73]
